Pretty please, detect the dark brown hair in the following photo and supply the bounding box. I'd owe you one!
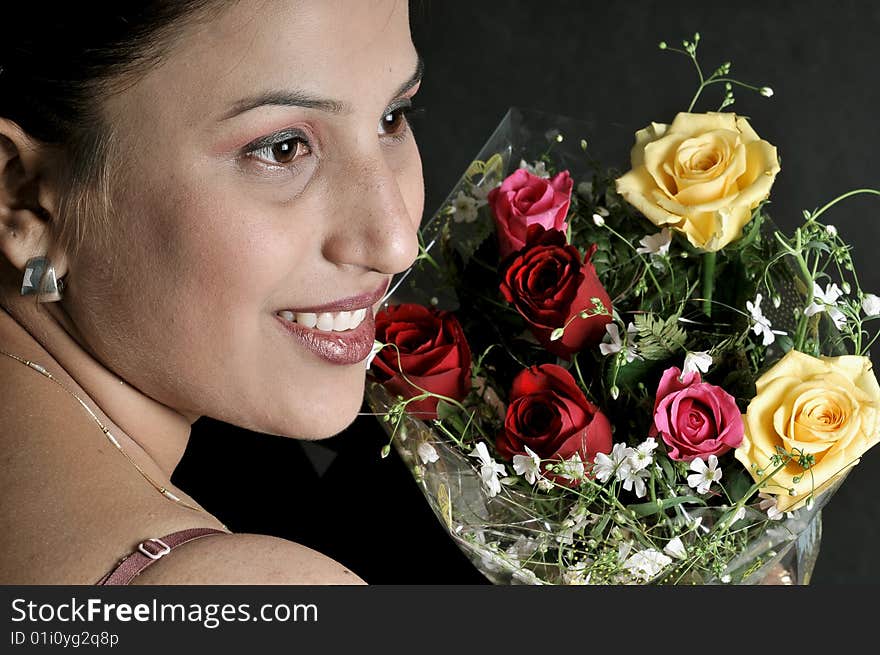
[0,2,234,258]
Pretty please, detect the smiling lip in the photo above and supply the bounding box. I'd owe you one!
[281,280,390,314]
[274,279,389,366]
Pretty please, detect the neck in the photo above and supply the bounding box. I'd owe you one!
[0,290,195,479]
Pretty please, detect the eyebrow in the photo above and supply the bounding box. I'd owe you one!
[220,54,424,121]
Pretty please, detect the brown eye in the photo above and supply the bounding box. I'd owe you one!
[246,131,313,167]
[379,106,412,136]
[269,137,310,164]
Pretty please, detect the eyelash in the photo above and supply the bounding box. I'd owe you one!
[243,101,423,170]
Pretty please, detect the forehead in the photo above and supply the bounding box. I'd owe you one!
[107,0,416,127]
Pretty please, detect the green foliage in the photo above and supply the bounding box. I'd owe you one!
[633,312,688,360]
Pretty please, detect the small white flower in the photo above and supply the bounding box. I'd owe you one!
[469,441,507,498]
[417,442,439,465]
[682,350,712,377]
[687,455,722,494]
[450,190,482,223]
[557,504,591,545]
[758,492,784,520]
[599,323,640,363]
[862,293,880,317]
[627,437,658,472]
[622,548,672,582]
[825,224,838,237]
[562,560,591,585]
[747,294,786,346]
[591,213,606,227]
[620,466,650,498]
[663,536,687,560]
[805,282,847,330]
[518,158,550,179]
[593,442,634,483]
[636,227,672,257]
[534,477,554,492]
[806,281,843,311]
[599,323,622,358]
[558,452,585,483]
[471,180,497,202]
[512,445,542,485]
[366,340,384,370]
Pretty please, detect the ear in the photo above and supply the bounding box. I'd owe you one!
[0,118,69,278]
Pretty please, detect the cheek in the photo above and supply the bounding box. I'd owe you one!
[133,174,309,306]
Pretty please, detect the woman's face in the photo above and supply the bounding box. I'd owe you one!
[65,0,424,438]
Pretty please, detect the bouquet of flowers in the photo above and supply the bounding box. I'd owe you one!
[365,35,880,584]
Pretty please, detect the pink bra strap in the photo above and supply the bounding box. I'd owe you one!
[96,527,230,585]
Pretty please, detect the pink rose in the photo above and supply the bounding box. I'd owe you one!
[650,367,744,462]
[488,168,573,258]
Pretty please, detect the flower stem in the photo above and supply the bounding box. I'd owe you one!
[701,251,717,317]
[809,188,880,223]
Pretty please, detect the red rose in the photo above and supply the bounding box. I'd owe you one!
[650,367,744,462]
[500,225,612,359]
[488,168,573,259]
[372,303,472,420]
[496,364,613,486]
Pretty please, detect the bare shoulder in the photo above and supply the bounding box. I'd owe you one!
[129,532,367,585]
[0,350,363,585]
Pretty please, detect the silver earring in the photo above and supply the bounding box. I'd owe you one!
[20,256,65,302]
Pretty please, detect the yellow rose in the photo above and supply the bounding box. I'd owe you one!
[736,350,880,512]
[614,112,781,251]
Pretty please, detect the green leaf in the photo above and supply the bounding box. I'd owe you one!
[436,400,459,422]
[726,468,755,504]
[628,495,706,517]
[659,454,676,485]
[590,513,611,539]
[436,399,466,433]
[633,312,687,360]
[775,333,794,354]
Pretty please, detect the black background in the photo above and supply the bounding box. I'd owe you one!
[175,0,880,584]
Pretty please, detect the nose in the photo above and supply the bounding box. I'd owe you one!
[322,152,421,275]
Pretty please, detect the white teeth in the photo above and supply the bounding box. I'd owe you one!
[332,311,352,331]
[315,313,335,331]
[279,307,368,332]
[295,312,318,329]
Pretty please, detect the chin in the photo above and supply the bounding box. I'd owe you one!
[278,369,366,440]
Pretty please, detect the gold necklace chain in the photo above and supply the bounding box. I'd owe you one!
[0,349,225,527]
